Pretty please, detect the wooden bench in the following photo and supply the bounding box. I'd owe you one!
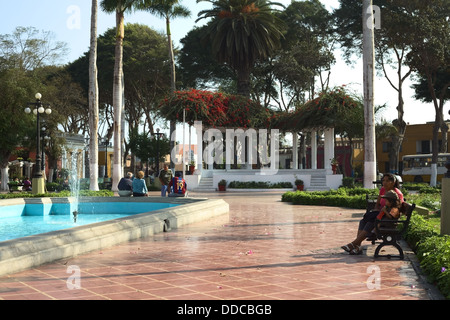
[373,202,415,260]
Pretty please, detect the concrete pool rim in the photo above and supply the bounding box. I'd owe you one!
[0,196,229,277]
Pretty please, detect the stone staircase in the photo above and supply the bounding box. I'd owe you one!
[193,177,215,192]
[307,175,330,191]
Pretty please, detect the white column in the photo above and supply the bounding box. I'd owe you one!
[311,130,317,170]
[246,138,253,170]
[292,132,298,169]
[194,121,203,173]
[225,129,232,170]
[270,129,279,172]
[323,128,335,174]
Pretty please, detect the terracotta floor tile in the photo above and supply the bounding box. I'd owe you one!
[0,192,437,300]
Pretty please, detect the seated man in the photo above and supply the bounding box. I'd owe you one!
[168,172,187,197]
[117,172,133,197]
[23,177,32,191]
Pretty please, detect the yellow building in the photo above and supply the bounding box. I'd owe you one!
[376,122,450,182]
[98,145,113,178]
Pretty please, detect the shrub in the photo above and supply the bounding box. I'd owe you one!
[281,190,367,209]
[46,182,61,192]
[228,181,292,189]
[0,190,114,199]
[342,177,355,188]
[404,215,440,251]
[404,214,450,299]
[415,235,450,299]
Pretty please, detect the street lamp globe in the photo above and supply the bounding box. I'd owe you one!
[38,106,45,113]
[24,107,31,114]
[45,108,52,115]
[35,93,42,100]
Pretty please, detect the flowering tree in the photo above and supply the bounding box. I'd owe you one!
[158,87,363,136]
[158,89,270,128]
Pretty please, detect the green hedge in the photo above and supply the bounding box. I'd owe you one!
[281,188,379,209]
[0,190,114,199]
[228,181,293,189]
[404,215,450,299]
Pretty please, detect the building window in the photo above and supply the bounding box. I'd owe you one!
[417,140,431,154]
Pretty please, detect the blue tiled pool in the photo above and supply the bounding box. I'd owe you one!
[0,202,179,242]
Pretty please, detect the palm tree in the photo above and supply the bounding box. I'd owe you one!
[196,0,285,97]
[137,0,191,172]
[100,0,138,191]
[89,0,100,191]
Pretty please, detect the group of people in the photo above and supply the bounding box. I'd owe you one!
[117,164,187,197]
[341,173,404,255]
[9,177,32,191]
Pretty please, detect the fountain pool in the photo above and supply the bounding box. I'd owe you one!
[0,196,229,277]
[0,201,180,242]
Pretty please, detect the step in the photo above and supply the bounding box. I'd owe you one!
[193,177,215,192]
[307,175,330,191]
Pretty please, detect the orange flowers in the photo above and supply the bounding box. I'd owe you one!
[241,3,259,14]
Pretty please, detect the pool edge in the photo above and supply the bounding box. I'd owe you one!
[0,197,229,277]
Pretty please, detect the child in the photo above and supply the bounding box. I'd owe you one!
[376,190,401,220]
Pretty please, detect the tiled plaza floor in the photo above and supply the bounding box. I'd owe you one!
[0,191,439,300]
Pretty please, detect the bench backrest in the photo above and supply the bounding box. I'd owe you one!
[400,202,415,221]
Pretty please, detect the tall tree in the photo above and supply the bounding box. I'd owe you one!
[137,0,191,173]
[100,0,138,191]
[274,0,335,110]
[0,27,68,191]
[67,24,172,175]
[402,0,450,186]
[196,0,285,97]
[89,0,100,191]
[334,0,414,174]
[362,0,377,188]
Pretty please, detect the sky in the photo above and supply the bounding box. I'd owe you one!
[1,0,439,129]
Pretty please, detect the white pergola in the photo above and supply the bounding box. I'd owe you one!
[184,123,342,191]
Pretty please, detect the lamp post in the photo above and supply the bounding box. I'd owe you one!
[103,137,109,178]
[41,129,50,171]
[24,93,51,194]
[155,128,164,176]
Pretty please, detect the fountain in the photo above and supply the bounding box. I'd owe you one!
[0,145,230,277]
[66,146,81,220]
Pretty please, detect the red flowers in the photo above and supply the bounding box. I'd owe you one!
[159,89,267,128]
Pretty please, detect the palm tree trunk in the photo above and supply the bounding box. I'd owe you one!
[362,0,377,189]
[112,9,124,191]
[89,0,100,191]
[167,16,176,173]
[237,65,251,98]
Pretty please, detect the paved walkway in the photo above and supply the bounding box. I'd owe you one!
[0,191,440,300]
